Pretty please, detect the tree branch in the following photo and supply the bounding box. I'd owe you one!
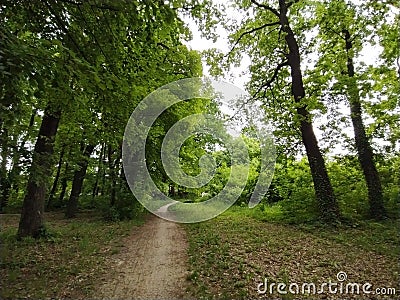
[253,60,289,99]
[157,42,170,50]
[57,0,82,5]
[227,21,280,56]
[44,0,89,62]
[76,5,108,61]
[227,60,288,122]
[250,0,280,17]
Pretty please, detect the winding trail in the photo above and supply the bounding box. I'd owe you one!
[99,204,189,300]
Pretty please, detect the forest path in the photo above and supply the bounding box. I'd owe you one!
[98,209,190,300]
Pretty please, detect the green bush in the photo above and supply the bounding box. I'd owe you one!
[273,158,319,224]
[96,192,145,221]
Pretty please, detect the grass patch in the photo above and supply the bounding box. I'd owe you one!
[0,211,144,299]
[186,206,399,299]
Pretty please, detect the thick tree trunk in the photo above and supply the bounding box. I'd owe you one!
[17,106,61,238]
[65,143,95,218]
[279,0,340,222]
[343,29,386,220]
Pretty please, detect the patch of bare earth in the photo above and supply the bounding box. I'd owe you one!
[98,214,190,300]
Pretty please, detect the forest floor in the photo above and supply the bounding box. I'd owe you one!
[1,207,399,299]
[186,207,400,299]
[0,209,192,300]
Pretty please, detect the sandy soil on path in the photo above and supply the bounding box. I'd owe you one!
[98,210,190,300]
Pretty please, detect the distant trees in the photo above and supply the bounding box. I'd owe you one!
[0,0,204,238]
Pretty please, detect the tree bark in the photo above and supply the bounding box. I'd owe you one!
[278,0,340,222]
[65,143,95,218]
[17,106,61,238]
[343,29,386,220]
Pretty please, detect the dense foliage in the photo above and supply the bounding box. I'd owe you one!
[0,0,398,237]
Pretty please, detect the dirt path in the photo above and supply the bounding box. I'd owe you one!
[99,206,190,300]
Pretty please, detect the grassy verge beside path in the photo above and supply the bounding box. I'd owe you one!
[186,206,399,299]
[0,211,144,299]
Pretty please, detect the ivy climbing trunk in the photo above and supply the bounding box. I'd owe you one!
[343,29,386,220]
[17,106,61,238]
[65,144,95,218]
[278,0,340,222]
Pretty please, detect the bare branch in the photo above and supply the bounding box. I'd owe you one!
[76,5,108,61]
[44,0,89,61]
[250,0,280,18]
[57,0,83,5]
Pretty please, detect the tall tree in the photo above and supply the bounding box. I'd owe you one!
[209,0,340,222]
[65,143,95,218]
[315,0,391,219]
[18,106,61,237]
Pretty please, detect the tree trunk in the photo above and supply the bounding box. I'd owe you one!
[5,109,37,208]
[47,146,65,210]
[17,106,61,238]
[99,144,107,196]
[91,143,105,204]
[0,126,10,212]
[58,163,69,204]
[65,143,95,218]
[107,145,121,207]
[279,0,340,222]
[343,29,386,220]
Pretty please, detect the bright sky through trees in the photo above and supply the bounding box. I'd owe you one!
[181,1,399,155]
